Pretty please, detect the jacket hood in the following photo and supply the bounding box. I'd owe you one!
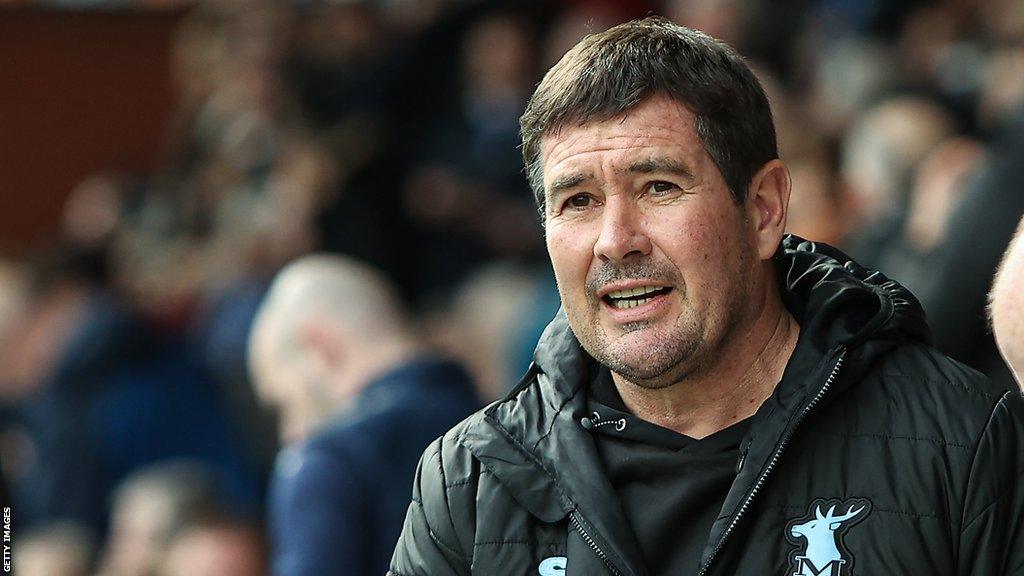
[777,235,929,354]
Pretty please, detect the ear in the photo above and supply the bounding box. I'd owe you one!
[297,320,346,371]
[745,159,792,261]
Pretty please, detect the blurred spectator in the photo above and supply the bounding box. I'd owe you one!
[247,254,479,576]
[908,110,1024,390]
[402,9,544,300]
[286,1,392,129]
[991,215,1024,385]
[977,43,1024,130]
[805,37,898,137]
[852,134,983,304]
[785,153,847,247]
[902,136,982,253]
[839,96,956,267]
[427,262,545,401]
[61,173,137,257]
[896,1,973,92]
[540,2,642,68]
[96,461,225,576]
[0,247,259,534]
[120,1,324,324]
[888,0,1024,387]
[16,521,96,576]
[159,518,265,576]
[99,3,338,478]
[666,0,744,48]
[0,249,143,530]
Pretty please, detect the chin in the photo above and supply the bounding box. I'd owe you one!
[597,341,698,388]
[604,359,683,389]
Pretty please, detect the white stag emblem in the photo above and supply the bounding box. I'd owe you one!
[787,500,870,576]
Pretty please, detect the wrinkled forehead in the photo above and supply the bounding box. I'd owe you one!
[539,96,700,170]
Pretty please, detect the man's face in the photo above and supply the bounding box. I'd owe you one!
[250,334,322,444]
[541,94,759,387]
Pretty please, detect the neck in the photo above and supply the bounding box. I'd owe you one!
[337,335,424,404]
[612,294,800,439]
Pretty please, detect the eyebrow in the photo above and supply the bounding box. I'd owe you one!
[547,172,592,197]
[623,157,695,181]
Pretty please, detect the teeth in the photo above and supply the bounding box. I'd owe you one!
[607,285,661,299]
[612,296,654,309]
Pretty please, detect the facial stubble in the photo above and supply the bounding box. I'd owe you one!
[566,250,753,390]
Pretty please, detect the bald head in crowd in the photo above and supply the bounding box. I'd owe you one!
[992,215,1024,385]
[248,254,422,443]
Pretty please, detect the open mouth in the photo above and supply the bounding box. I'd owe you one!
[601,285,673,309]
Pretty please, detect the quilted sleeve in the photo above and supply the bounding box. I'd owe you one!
[389,437,472,576]
[957,390,1024,575]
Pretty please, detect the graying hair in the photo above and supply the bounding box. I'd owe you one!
[519,16,777,214]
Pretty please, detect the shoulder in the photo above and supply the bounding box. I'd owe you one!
[872,341,998,396]
[309,376,479,455]
[867,341,1005,408]
[414,407,493,496]
[272,436,359,489]
[846,340,1018,450]
[267,443,365,531]
[303,417,369,456]
[342,360,481,432]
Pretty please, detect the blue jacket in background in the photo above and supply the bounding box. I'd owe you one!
[267,356,480,576]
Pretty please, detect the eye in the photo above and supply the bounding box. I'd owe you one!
[564,193,593,210]
[648,180,679,196]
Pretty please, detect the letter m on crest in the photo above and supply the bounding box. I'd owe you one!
[793,556,844,576]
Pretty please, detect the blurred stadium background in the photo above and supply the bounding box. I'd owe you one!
[1,0,1023,574]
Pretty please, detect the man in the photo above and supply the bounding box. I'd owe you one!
[159,517,265,576]
[18,522,95,576]
[992,214,1024,384]
[248,254,478,576]
[390,17,1024,576]
[96,461,222,576]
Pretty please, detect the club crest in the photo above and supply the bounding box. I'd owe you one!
[785,497,872,576]
[538,556,566,575]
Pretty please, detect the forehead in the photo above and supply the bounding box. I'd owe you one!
[539,95,703,180]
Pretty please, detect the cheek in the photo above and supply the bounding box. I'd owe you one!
[546,226,592,287]
[657,210,745,286]
[656,213,716,264]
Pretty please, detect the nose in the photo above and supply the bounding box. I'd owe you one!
[593,197,652,262]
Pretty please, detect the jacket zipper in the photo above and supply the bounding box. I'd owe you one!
[570,511,624,576]
[696,348,847,576]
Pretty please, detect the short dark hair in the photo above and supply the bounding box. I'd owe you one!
[520,16,777,212]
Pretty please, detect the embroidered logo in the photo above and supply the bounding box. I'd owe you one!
[538,556,567,576]
[785,498,871,576]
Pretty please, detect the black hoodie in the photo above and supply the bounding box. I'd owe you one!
[390,237,1024,576]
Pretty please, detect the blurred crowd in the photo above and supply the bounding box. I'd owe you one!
[2,0,1023,574]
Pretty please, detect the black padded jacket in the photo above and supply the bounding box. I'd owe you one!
[389,237,1024,576]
